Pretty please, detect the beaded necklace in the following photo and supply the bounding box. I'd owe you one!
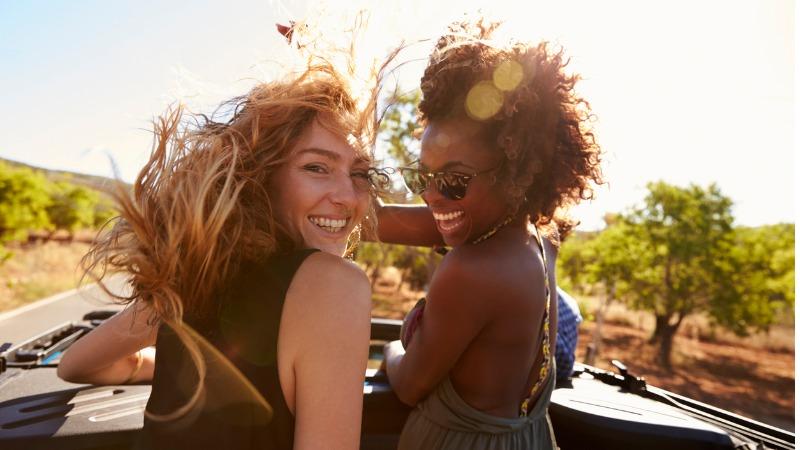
[470,215,515,245]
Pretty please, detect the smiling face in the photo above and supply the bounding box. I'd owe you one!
[419,118,508,247]
[270,120,370,256]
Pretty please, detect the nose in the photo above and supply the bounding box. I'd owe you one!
[328,173,363,210]
[421,179,445,205]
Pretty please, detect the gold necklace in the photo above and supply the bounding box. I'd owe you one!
[470,216,515,245]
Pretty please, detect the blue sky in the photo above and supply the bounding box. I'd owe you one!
[0,0,794,230]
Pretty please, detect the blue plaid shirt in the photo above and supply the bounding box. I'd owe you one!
[555,287,582,381]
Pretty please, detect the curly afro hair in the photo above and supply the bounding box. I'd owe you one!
[418,19,603,236]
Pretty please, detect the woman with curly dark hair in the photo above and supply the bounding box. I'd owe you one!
[379,19,603,449]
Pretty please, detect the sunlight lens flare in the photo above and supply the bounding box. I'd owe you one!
[465,81,504,120]
[144,321,273,428]
[465,59,525,120]
[493,59,524,91]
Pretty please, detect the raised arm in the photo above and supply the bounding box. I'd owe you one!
[374,199,444,247]
[58,301,157,385]
[279,252,372,450]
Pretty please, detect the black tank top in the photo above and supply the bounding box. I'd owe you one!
[137,249,318,450]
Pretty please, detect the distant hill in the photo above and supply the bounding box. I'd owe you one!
[0,157,130,198]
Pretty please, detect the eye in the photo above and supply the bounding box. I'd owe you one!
[303,163,328,174]
[350,168,370,180]
[350,168,372,191]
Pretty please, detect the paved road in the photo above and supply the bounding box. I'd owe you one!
[0,275,129,345]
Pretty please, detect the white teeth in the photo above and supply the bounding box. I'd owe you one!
[309,216,348,232]
[439,221,460,231]
[433,211,464,221]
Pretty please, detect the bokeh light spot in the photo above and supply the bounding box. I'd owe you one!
[435,130,451,148]
[493,60,524,91]
[465,81,504,121]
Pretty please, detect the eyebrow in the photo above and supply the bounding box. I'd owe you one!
[296,147,341,161]
[296,146,370,167]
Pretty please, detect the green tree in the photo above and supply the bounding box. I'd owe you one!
[358,241,403,288]
[558,221,646,364]
[393,245,439,290]
[359,90,441,291]
[714,223,795,334]
[0,163,52,242]
[556,232,595,293]
[46,182,100,238]
[554,183,794,369]
[619,182,736,368]
[379,90,421,166]
[92,196,118,228]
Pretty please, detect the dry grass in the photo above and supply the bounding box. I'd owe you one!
[0,241,90,313]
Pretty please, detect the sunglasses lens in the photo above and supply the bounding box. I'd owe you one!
[401,169,428,195]
[401,168,473,200]
[438,173,469,200]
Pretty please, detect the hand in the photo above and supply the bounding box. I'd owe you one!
[381,341,403,378]
[383,340,404,360]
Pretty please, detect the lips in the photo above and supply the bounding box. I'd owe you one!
[432,210,465,232]
[308,215,349,233]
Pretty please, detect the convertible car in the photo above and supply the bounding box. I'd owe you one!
[0,312,794,449]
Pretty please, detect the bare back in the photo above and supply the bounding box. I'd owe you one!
[439,227,559,418]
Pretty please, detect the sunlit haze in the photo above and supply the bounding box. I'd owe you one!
[0,0,794,230]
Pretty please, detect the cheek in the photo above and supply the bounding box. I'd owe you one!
[354,191,370,220]
[271,174,307,225]
[469,185,507,216]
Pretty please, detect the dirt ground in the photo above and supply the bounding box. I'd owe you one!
[371,283,796,432]
[576,321,795,432]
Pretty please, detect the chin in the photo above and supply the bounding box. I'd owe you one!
[300,225,351,256]
[441,235,464,248]
[438,222,472,248]
[304,236,348,256]
[320,243,347,256]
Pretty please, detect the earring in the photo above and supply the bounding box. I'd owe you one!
[346,224,361,259]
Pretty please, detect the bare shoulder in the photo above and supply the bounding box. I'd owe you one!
[288,251,371,316]
[441,240,530,285]
[428,245,517,311]
[431,233,551,312]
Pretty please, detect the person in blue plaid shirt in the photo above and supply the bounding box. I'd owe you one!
[555,287,583,381]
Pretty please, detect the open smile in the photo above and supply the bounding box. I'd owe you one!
[432,210,465,232]
[308,215,350,234]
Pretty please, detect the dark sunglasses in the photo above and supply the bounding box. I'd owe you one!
[400,165,497,200]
